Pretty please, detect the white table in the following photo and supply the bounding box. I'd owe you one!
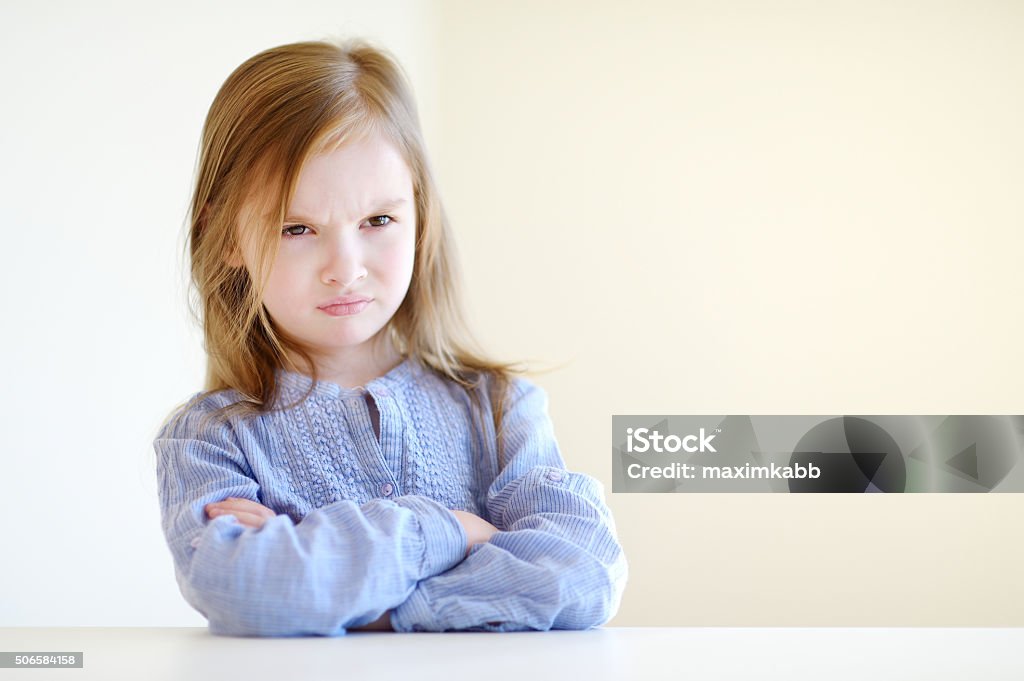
[2,627,1022,680]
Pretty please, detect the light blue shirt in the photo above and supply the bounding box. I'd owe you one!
[154,355,628,636]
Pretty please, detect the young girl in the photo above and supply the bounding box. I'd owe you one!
[154,38,627,637]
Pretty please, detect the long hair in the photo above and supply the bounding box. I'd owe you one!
[165,38,527,467]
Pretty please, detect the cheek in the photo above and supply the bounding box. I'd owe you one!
[262,257,308,310]
[374,233,416,287]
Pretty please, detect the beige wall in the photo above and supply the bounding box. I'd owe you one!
[433,0,1024,625]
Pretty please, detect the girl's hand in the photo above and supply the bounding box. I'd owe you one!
[205,497,277,529]
[449,510,498,557]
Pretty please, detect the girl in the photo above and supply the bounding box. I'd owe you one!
[154,38,627,637]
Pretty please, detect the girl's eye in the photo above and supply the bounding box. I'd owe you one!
[282,217,393,237]
[282,224,310,237]
[366,215,393,228]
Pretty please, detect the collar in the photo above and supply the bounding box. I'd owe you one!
[274,355,420,400]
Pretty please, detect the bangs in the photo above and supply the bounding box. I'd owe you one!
[309,112,408,165]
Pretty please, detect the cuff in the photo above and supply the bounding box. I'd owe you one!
[391,494,467,579]
[390,579,439,632]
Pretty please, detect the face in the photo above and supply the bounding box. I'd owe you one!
[235,131,417,376]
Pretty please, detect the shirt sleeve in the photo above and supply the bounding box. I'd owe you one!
[389,377,629,632]
[154,395,468,637]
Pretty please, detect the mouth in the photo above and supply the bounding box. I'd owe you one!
[318,297,372,317]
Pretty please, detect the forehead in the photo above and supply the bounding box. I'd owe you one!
[286,132,414,223]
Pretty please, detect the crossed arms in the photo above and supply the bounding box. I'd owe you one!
[155,379,627,636]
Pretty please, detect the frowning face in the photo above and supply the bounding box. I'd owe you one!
[236,131,416,381]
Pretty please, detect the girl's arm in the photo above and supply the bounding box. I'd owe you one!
[204,500,497,557]
[154,397,469,637]
[388,378,629,632]
[199,502,498,633]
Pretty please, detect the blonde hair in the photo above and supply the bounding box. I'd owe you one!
[165,38,527,467]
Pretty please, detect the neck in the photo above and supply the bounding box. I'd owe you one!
[287,333,405,390]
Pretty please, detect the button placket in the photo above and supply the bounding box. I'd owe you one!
[362,387,401,499]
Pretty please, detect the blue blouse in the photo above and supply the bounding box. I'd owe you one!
[153,355,628,636]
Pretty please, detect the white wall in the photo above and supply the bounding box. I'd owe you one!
[0,0,438,626]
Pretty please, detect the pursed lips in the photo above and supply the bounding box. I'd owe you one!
[318,295,372,308]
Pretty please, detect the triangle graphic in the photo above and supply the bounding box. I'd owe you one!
[851,452,887,482]
[946,444,979,481]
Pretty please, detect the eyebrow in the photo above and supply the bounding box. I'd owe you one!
[285,198,408,223]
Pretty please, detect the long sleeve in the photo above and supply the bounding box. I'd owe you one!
[154,397,468,637]
[389,378,628,632]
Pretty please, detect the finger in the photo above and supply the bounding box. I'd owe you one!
[207,500,266,517]
[230,511,266,528]
[210,498,275,516]
[211,497,260,510]
[207,508,266,528]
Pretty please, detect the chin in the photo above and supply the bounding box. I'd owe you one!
[319,331,382,348]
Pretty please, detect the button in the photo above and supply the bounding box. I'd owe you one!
[546,470,564,482]
[190,536,201,548]
[381,482,394,496]
[374,386,390,398]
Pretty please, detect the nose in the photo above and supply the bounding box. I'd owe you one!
[320,234,368,288]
